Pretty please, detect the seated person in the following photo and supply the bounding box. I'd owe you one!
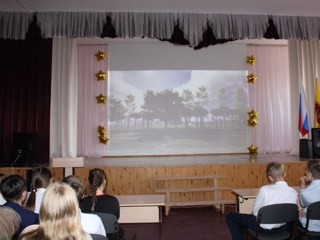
[24,167,53,213]
[0,174,6,205]
[19,181,91,240]
[226,162,298,240]
[0,174,39,235]
[0,206,21,240]
[62,175,106,237]
[80,168,124,240]
[299,159,320,232]
[0,191,6,205]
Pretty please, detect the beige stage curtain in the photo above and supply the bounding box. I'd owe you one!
[288,40,320,153]
[76,44,108,158]
[248,45,292,154]
[50,38,78,158]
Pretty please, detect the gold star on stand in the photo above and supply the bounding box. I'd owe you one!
[95,70,107,81]
[246,73,257,84]
[247,144,258,154]
[246,55,256,65]
[96,93,107,104]
[95,50,106,61]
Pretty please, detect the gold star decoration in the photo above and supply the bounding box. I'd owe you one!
[247,117,258,127]
[98,135,109,144]
[247,144,258,154]
[96,93,107,104]
[95,50,106,61]
[95,70,107,81]
[98,125,106,135]
[246,73,257,84]
[247,109,259,119]
[246,55,256,65]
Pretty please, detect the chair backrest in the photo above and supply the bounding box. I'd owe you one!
[305,201,320,230]
[257,203,298,224]
[90,234,108,240]
[93,212,119,234]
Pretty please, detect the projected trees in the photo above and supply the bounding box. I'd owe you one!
[107,70,248,155]
[108,85,246,131]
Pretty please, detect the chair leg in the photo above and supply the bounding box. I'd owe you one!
[114,222,119,240]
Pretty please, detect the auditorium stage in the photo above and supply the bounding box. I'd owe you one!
[73,153,304,167]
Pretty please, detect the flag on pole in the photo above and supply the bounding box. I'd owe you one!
[299,86,309,137]
[315,78,320,128]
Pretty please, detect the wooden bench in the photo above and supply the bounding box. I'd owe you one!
[154,175,235,215]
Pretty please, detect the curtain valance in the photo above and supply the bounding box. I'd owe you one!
[2,12,320,47]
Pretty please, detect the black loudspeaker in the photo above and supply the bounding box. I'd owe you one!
[312,128,320,159]
[12,133,37,167]
[299,139,313,159]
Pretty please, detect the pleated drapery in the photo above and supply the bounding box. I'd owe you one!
[2,12,320,48]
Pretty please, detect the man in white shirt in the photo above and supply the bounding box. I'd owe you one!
[62,175,106,237]
[226,162,298,240]
[299,159,320,232]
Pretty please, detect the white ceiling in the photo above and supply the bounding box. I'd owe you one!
[1,0,320,17]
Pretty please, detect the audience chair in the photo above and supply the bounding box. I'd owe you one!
[297,201,320,239]
[92,212,120,240]
[90,234,108,240]
[246,203,298,240]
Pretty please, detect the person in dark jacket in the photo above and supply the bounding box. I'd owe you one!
[0,174,39,237]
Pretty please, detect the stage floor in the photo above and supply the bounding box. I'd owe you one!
[79,153,303,167]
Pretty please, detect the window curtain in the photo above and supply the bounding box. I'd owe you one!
[50,38,78,158]
[77,45,108,157]
[247,45,292,154]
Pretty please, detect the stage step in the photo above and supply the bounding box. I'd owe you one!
[166,199,235,213]
[155,187,231,193]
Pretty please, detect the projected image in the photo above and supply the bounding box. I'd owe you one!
[106,70,248,156]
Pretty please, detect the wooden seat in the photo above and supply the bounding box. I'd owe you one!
[155,175,233,215]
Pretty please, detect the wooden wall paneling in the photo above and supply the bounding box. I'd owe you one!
[284,162,305,186]
[0,168,27,178]
[70,162,305,203]
[51,167,64,181]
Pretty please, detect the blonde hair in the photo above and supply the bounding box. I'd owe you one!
[0,206,21,240]
[19,182,90,240]
[266,162,285,179]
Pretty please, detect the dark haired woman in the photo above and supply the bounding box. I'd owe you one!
[79,168,124,239]
[24,168,53,213]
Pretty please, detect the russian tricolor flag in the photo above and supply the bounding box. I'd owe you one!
[299,86,310,137]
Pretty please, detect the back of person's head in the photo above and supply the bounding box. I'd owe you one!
[31,168,53,190]
[0,174,26,202]
[266,162,285,180]
[62,175,85,202]
[24,168,53,211]
[88,168,107,189]
[19,181,90,240]
[0,206,21,240]
[307,159,320,179]
[88,168,107,212]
